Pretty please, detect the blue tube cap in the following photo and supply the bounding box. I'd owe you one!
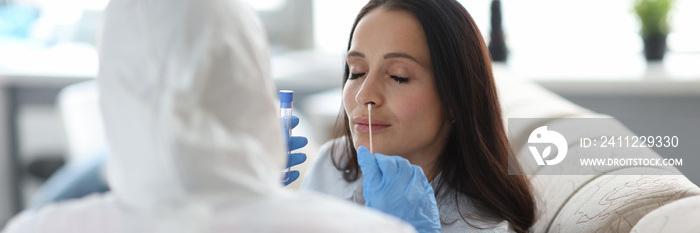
[280,90,293,107]
[280,90,293,103]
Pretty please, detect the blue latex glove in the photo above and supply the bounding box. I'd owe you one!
[357,146,441,233]
[282,116,307,186]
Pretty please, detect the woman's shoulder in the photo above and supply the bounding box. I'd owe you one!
[311,137,347,166]
[303,137,346,177]
[439,195,514,232]
[299,137,360,200]
[433,178,514,232]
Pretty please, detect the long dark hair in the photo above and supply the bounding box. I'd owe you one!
[330,0,535,232]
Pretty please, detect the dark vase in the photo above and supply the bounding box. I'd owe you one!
[643,34,667,61]
[488,0,507,62]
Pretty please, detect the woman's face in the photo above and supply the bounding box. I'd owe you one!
[344,8,451,167]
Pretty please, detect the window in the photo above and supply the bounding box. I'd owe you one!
[313,0,700,53]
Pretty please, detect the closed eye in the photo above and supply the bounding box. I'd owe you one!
[349,73,365,80]
[391,75,409,84]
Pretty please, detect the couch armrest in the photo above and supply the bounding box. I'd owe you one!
[630,195,700,232]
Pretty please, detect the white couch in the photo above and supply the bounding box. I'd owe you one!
[493,67,700,232]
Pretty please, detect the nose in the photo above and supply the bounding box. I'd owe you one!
[355,72,383,107]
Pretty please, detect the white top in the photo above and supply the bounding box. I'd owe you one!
[301,138,514,233]
[2,0,417,232]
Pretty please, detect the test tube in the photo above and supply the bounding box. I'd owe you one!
[280,90,293,182]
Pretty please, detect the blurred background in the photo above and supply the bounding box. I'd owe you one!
[0,0,698,228]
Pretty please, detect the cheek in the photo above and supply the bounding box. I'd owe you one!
[343,86,355,109]
[394,90,443,131]
[342,83,358,114]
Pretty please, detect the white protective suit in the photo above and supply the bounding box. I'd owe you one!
[2,0,417,232]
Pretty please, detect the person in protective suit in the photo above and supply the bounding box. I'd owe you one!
[2,0,418,232]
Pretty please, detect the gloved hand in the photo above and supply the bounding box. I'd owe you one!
[357,146,441,233]
[282,116,307,186]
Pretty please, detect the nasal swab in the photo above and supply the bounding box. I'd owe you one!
[368,104,373,153]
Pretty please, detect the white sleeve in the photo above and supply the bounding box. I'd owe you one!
[3,211,37,233]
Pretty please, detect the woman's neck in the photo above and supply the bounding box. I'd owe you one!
[404,155,440,182]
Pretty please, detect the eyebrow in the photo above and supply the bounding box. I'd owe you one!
[383,52,420,63]
[347,51,420,64]
[347,51,365,59]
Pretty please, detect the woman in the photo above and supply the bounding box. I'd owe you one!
[301,0,536,232]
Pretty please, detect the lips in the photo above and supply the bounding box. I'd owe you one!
[353,117,391,134]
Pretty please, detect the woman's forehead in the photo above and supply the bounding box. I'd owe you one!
[350,8,430,66]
